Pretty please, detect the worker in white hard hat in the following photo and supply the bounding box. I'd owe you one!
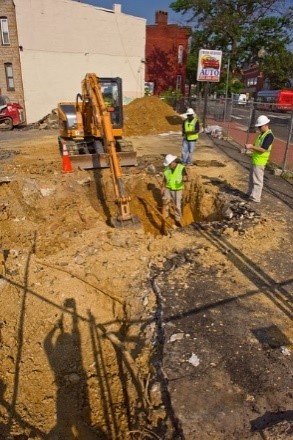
[182,108,200,165]
[162,154,188,225]
[245,115,274,203]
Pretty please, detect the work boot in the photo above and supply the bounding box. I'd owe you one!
[248,196,261,203]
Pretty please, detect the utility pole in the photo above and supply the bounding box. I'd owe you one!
[282,112,293,171]
[202,81,209,128]
[223,55,230,123]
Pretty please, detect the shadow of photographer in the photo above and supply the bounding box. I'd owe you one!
[44,298,106,440]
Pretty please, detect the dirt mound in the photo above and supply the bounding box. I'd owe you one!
[21,109,59,131]
[37,109,58,129]
[123,96,182,136]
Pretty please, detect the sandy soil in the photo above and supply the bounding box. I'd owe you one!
[0,130,292,439]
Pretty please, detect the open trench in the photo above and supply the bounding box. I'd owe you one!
[87,155,225,237]
[0,153,252,439]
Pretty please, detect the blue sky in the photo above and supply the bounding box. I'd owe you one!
[82,0,292,49]
[82,0,187,24]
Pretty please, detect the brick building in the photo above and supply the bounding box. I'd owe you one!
[241,64,264,97]
[0,0,25,110]
[145,11,191,95]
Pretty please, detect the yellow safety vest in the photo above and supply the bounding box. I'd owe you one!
[164,163,185,191]
[252,129,273,166]
[184,118,199,141]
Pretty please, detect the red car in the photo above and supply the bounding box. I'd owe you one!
[0,95,25,130]
[202,56,220,69]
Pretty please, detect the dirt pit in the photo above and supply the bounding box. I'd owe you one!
[87,158,223,236]
[0,148,227,439]
[1,132,291,440]
[128,177,222,235]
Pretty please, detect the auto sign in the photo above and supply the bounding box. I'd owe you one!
[197,49,222,82]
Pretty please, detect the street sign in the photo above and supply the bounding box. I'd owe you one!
[197,49,222,82]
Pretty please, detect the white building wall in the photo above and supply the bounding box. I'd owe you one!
[14,0,146,123]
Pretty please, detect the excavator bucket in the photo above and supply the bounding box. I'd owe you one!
[70,151,137,170]
[110,215,141,229]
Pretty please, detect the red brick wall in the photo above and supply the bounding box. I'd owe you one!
[145,13,190,95]
[241,65,264,95]
[0,0,25,112]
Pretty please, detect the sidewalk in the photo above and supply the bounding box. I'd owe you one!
[206,116,293,171]
[206,133,293,211]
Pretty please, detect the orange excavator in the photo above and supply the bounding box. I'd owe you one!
[57,73,140,228]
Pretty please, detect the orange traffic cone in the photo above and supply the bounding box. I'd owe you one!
[61,141,73,173]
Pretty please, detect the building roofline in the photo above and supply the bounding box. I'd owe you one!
[70,0,146,22]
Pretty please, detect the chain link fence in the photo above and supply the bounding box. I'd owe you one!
[170,97,293,172]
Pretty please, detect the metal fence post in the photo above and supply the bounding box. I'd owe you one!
[248,102,257,133]
[202,82,209,128]
[226,97,234,138]
[223,56,230,123]
[245,102,255,144]
[282,111,293,172]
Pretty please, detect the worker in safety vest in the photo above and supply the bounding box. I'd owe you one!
[162,154,188,225]
[245,115,274,203]
[182,108,200,165]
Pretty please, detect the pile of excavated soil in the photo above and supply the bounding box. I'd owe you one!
[123,96,182,136]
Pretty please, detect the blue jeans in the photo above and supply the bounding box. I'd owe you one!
[182,139,196,164]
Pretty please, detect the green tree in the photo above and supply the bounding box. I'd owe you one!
[160,87,183,106]
[170,0,292,70]
[260,49,293,89]
[210,76,244,95]
[186,52,198,85]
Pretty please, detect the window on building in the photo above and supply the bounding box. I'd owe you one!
[176,75,182,90]
[178,45,184,64]
[247,77,258,87]
[4,63,15,91]
[0,17,10,45]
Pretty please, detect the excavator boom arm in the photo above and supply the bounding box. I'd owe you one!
[82,74,134,223]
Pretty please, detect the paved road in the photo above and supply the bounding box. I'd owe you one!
[0,128,57,144]
[204,102,292,143]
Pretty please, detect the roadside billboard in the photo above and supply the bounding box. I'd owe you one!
[197,49,222,82]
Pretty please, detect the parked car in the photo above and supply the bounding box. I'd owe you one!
[0,95,25,130]
[238,94,248,105]
[232,93,248,105]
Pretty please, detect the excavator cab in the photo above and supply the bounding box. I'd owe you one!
[100,78,123,128]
